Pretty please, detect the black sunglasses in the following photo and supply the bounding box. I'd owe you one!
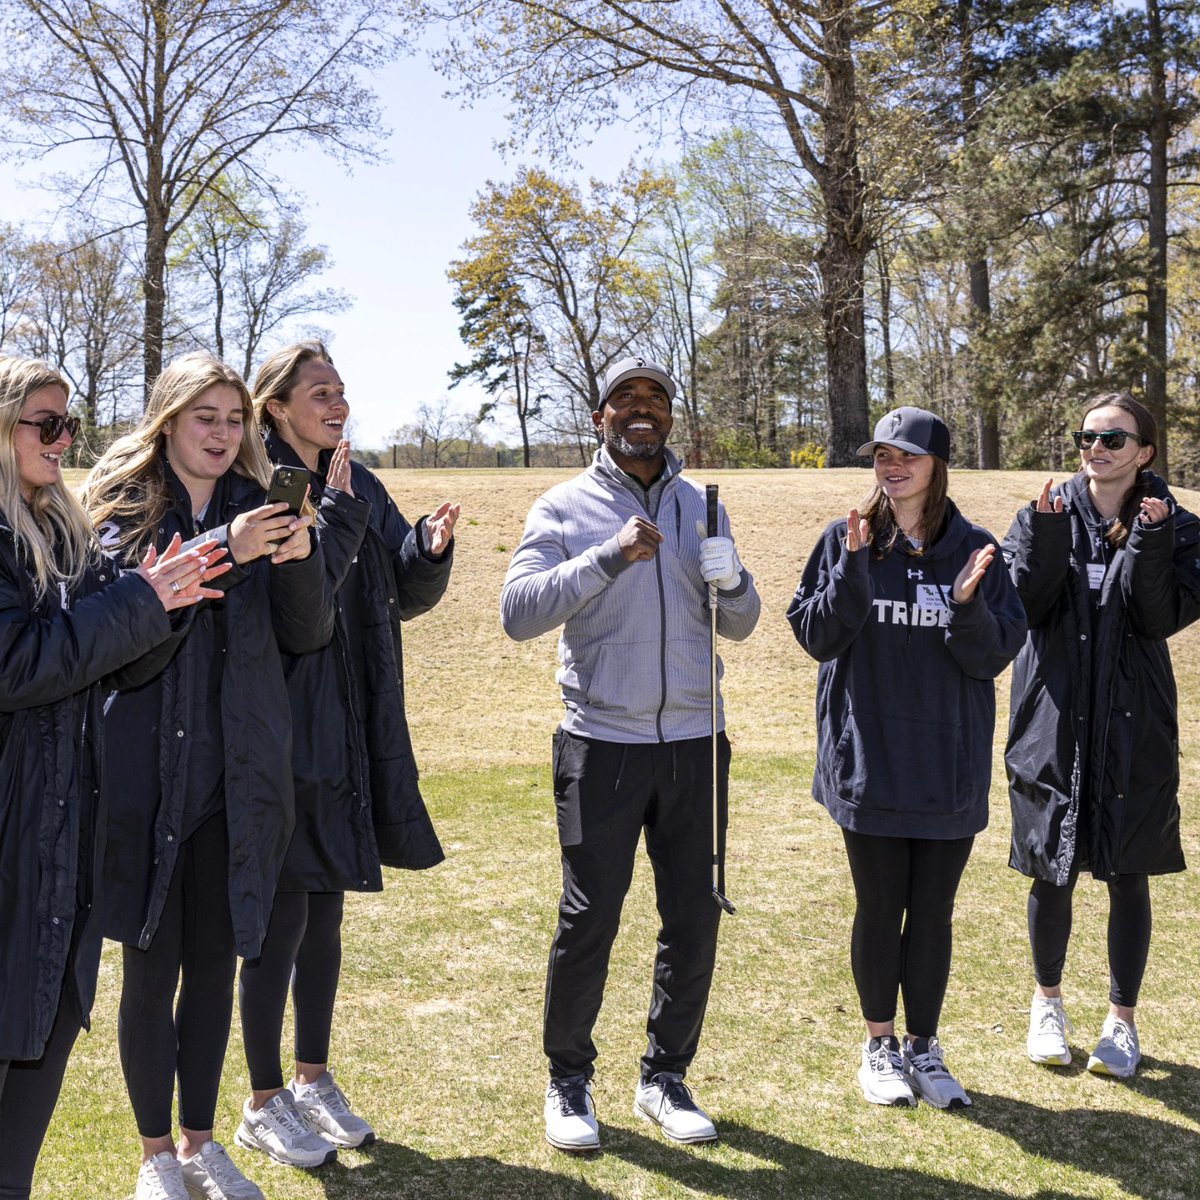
[1071,428,1145,451]
[18,414,82,444]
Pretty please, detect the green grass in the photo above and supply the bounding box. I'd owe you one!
[39,468,1200,1197]
[41,755,1200,1199]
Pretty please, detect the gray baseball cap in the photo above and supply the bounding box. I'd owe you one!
[597,355,677,410]
[856,406,951,461]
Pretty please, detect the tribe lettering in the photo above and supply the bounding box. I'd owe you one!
[872,583,953,627]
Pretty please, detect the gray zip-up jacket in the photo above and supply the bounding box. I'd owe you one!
[501,447,760,743]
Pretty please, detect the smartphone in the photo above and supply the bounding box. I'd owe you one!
[266,465,309,517]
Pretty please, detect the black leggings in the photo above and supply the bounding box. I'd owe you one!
[1028,870,1152,1008]
[841,829,975,1037]
[0,993,81,1199]
[118,812,237,1138]
[239,891,345,1091]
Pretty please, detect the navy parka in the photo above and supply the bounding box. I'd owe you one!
[0,519,173,1060]
[264,433,450,890]
[788,500,1027,839]
[1003,471,1200,882]
[99,464,334,958]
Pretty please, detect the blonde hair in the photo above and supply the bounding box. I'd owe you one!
[83,352,271,555]
[253,340,335,434]
[0,354,99,601]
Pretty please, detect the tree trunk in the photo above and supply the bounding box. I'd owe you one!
[876,243,896,409]
[1144,0,1170,480]
[815,7,871,466]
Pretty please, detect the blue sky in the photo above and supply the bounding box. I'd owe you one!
[0,50,646,448]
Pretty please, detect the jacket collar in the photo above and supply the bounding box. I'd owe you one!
[592,444,682,497]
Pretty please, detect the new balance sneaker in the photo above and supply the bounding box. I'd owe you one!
[136,1152,190,1200]
[633,1072,718,1144]
[178,1141,264,1200]
[1027,994,1074,1065]
[293,1071,376,1148]
[902,1036,972,1109]
[544,1076,599,1152]
[1087,1014,1141,1078]
[235,1089,338,1168]
[858,1036,916,1107]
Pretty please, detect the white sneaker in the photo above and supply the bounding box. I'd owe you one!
[544,1077,599,1152]
[903,1036,972,1109]
[1027,994,1074,1065]
[178,1141,264,1200]
[633,1073,718,1144]
[1087,1015,1141,1078]
[857,1036,916,1107]
[293,1071,376,1148]
[235,1089,338,1168]
[137,1152,190,1200]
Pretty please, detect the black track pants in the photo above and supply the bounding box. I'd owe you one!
[1028,870,1152,1007]
[841,829,975,1037]
[0,991,82,1198]
[118,812,236,1138]
[239,891,345,1091]
[543,729,730,1083]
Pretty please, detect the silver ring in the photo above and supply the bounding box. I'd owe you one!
[170,580,181,594]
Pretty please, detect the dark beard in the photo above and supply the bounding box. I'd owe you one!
[604,427,666,461]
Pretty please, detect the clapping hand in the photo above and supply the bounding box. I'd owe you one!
[137,533,231,611]
[1036,479,1064,514]
[844,509,870,552]
[952,543,996,603]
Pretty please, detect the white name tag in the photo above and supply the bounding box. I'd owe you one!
[916,583,952,612]
[1087,563,1105,590]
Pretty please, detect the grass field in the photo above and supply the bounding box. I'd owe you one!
[38,468,1200,1199]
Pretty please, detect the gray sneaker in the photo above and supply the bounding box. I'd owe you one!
[902,1036,972,1109]
[136,1152,190,1200]
[293,1070,376,1148]
[1087,1015,1141,1078]
[178,1141,263,1200]
[1027,994,1074,1065]
[234,1089,337,1168]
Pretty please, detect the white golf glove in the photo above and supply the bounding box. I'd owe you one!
[695,521,742,590]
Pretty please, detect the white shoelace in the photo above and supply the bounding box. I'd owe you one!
[191,1143,244,1189]
[308,1078,351,1116]
[867,1043,905,1078]
[264,1096,312,1139]
[141,1156,188,1200]
[1105,1018,1137,1055]
[1035,1001,1074,1038]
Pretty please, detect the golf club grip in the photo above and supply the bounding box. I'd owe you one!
[706,484,719,539]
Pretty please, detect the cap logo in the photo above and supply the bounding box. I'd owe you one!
[889,411,903,434]
[635,356,645,367]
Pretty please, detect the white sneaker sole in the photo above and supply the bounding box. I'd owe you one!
[233,1124,337,1169]
[857,1067,917,1108]
[1086,1055,1138,1078]
[544,1126,600,1152]
[1028,1047,1073,1066]
[633,1101,718,1143]
[303,1123,376,1149]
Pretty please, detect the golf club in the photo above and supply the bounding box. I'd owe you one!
[707,483,736,915]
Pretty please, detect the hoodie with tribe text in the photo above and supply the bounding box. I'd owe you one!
[787,499,1027,840]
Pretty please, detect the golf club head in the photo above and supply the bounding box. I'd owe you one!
[712,886,737,915]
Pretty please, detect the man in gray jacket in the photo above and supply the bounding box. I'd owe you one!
[501,355,760,1152]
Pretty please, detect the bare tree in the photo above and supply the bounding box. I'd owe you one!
[0,0,395,396]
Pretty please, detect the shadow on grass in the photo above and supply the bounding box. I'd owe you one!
[604,1120,1083,1200]
[965,1090,1200,1199]
[1120,1055,1200,1123]
[310,1121,1081,1200]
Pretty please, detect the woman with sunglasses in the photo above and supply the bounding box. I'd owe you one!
[82,352,333,1200]
[1005,392,1200,1078]
[0,355,228,1200]
[234,342,456,1169]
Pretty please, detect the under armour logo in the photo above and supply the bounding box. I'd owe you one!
[907,568,924,580]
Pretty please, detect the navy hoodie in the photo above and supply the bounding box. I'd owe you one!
[787,500,1027,839]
